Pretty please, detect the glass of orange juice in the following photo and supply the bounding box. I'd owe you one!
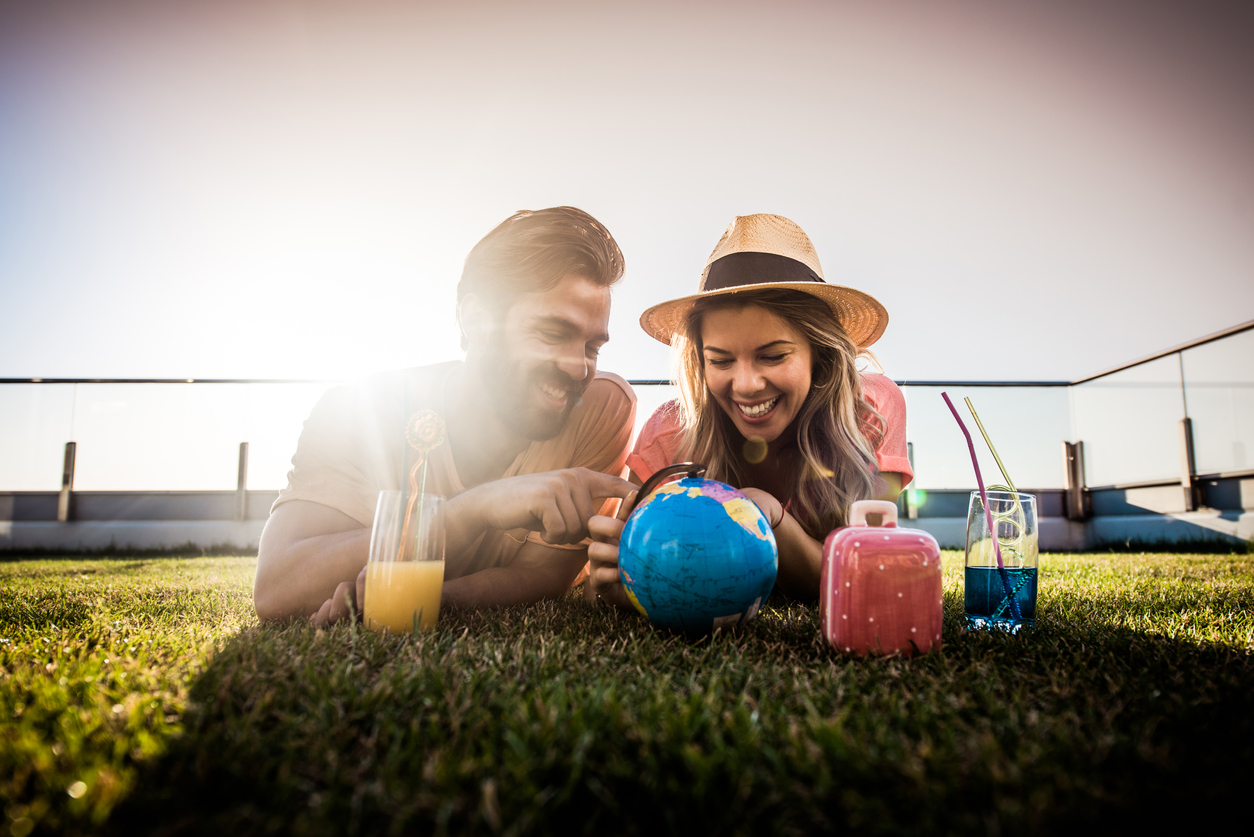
[364,490,445,634]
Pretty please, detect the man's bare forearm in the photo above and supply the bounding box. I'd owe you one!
[440,567,566,609]
[442,538,588,609]
[255,526,370,621]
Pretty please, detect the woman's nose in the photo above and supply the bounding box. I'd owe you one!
[732,363,763,395]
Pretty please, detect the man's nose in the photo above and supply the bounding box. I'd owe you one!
[554,346,589,382]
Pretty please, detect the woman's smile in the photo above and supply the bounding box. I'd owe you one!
[735,395,780,419]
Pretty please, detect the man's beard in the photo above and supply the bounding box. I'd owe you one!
[479,340,589,442]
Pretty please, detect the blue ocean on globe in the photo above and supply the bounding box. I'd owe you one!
[618,476,778,632]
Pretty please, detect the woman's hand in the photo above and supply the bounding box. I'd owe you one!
[311,566,367,626]
[586,491,637,611]
[740,486,823,599]
[740,487,783,529]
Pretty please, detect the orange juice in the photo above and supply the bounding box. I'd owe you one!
[364,560,444,633]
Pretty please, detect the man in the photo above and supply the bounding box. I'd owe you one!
[254,207,637,622]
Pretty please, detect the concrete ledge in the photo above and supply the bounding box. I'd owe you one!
[0,521,266,552]
[1089,511,1253,546]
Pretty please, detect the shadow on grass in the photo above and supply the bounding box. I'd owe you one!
[105,594,1253,837]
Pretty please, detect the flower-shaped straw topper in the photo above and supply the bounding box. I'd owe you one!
[398,410,447,562]
[407,409,446,456]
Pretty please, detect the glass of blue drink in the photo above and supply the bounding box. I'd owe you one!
[964,491,1038,633]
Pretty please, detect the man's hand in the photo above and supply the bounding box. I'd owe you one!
[311,566,368,627]
[447,468,635,558]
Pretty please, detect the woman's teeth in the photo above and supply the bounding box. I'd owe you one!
[737,397,779,418]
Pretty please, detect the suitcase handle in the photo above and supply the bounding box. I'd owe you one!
[848,500,898,527]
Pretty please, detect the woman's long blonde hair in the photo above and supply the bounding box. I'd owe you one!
[673,289,884,538]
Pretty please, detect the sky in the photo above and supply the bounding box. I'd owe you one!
[1,0,1252,384]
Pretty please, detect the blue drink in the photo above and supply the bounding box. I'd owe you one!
[964,565,1037,632]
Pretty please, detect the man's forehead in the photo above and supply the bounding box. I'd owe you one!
[512,274,611,328]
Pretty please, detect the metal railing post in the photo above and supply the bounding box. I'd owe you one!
[1178,418,1199,511]
[1062,440,1088,520]
[57,441,77,522]
[905,441,918,519]
[235,442,249,521]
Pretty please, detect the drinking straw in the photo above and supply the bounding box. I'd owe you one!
[399,411,446,562]
[942,392,1022,621]
[963,396,1016,492]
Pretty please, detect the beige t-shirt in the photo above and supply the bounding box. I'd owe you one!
[273,361,637,578]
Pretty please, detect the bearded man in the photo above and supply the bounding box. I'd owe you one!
[253,207,636,622]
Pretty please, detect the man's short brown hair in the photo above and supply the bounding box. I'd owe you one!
[457,207,625,347]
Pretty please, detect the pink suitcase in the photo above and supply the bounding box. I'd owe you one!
[820,500,943,657]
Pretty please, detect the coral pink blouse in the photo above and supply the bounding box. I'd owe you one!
[626,373,913,491]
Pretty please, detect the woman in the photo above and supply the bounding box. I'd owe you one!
[588,214,912,605]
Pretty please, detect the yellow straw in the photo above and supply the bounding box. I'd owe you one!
[964,397,1016,492]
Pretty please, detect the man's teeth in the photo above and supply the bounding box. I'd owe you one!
[738,397,779,418]
[539,382,567,401]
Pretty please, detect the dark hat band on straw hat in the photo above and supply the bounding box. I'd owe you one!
[702,252,823,292]
[638,213,889,349]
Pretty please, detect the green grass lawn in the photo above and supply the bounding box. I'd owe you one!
[2,551,1252,836]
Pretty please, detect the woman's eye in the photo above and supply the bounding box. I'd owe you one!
[761,354,788,364]
[705,358,732,369]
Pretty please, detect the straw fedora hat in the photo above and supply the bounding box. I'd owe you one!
[639,214,888,349]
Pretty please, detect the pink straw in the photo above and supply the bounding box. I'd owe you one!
[942,392,1022,621]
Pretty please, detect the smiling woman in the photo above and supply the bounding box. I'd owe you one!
[588,215,912,604]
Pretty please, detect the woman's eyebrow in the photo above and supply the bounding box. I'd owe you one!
[703,340,795,354]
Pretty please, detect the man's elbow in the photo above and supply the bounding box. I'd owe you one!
[253,544,296,622]
[253,586,283,622]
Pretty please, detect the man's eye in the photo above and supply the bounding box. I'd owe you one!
[540,331,565,343]
[586,345,602,359]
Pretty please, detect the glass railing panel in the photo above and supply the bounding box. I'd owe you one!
[629,383,678,450]
[244,383,336,490]
[1182,329,1254,475]
[1072,355,1184,486]
[71,384,248,491]
[902,386,1070,490]
[0,384,76,491]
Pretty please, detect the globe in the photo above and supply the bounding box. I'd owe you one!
[618,476,778,632]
